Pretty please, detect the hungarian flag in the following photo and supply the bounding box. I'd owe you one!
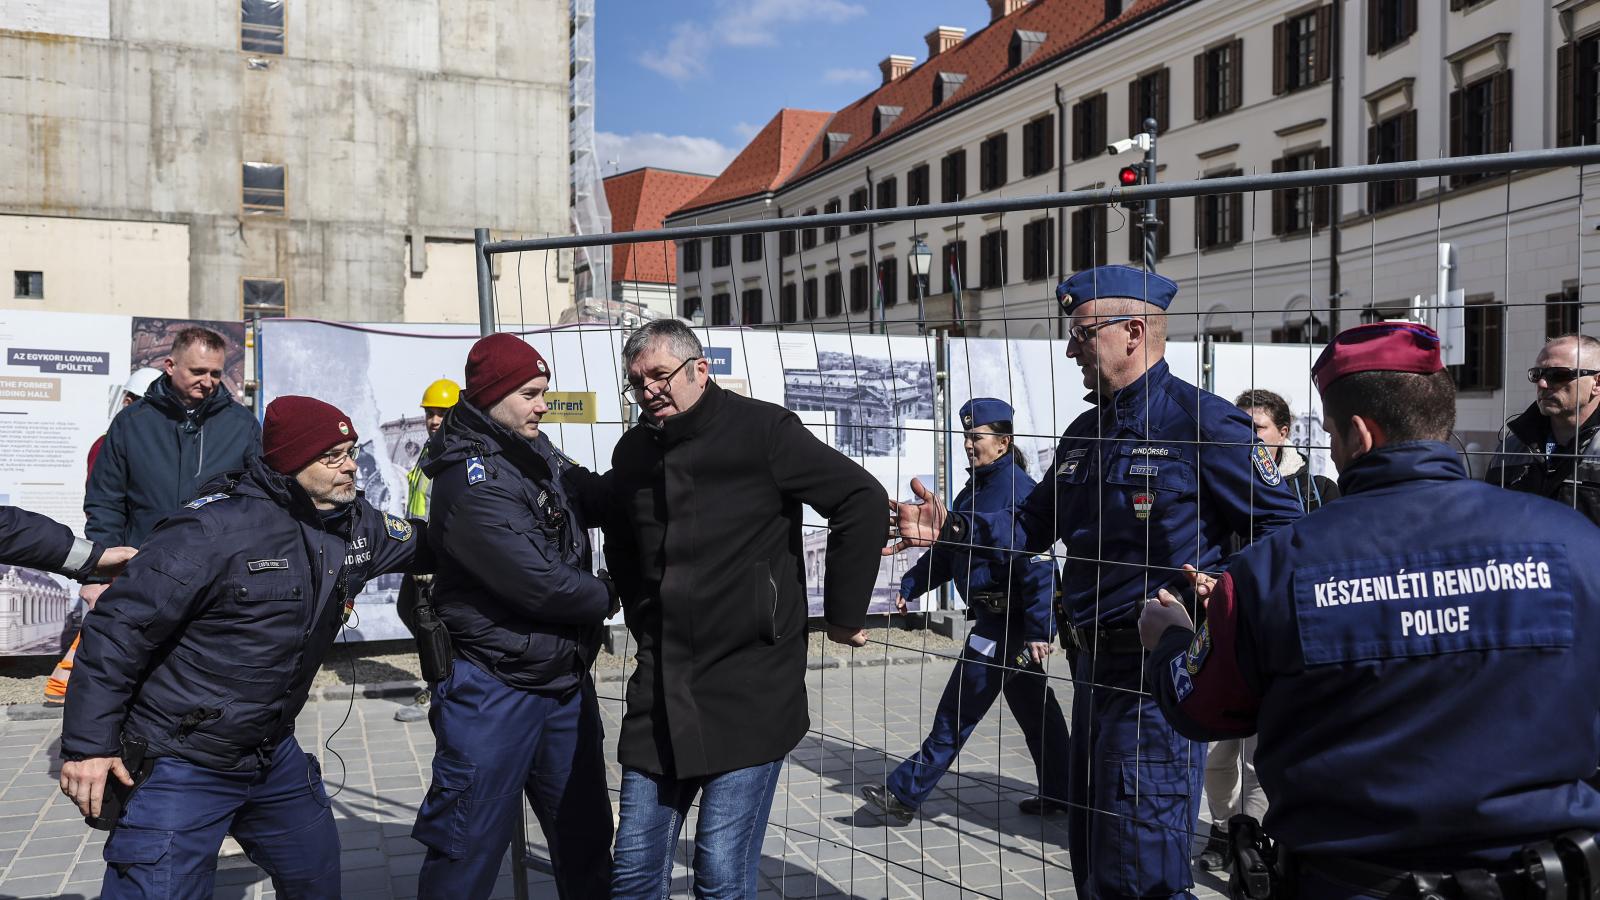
[949,254,964,324]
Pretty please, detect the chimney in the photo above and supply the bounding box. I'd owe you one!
[987,0,1029,22]
[925,26,966,59]
[879,54,915,85]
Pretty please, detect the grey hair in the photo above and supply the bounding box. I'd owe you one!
[621,319,704,373]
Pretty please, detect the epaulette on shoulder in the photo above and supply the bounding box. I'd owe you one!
[185,492,231,510]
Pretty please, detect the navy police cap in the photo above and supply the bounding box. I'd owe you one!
[1055,265,1179,317]
[959,397,1013,430]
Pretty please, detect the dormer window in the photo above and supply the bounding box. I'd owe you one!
[873,105,903,137]
[1009,30,1046,68]
[934,72,967,105]
[822,132,850,161]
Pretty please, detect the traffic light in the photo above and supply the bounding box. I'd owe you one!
[1118,164,1145,210]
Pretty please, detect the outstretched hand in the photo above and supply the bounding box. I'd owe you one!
[884,478,946,556]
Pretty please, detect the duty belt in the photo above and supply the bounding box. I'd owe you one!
[1299,831,1600,900]
[1064,623,1143,655]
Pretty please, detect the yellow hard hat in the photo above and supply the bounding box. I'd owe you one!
[420,378,461,410]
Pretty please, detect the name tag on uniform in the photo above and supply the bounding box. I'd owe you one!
[247,558,289,572]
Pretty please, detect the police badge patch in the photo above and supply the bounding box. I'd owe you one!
[187,493,229,509]
[1251,443,1283,486]
[466,455,487,485]
[384,512,413,542]
[1184,622,1211,675]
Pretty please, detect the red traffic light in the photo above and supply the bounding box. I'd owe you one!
[1118,165,1141,186]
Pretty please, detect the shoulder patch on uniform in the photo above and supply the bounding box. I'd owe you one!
[187,493,229,509]
[466,455,487,485]
[1184,622,1211,675]
[1251,443,1283,486]
[1170,654,1195,702]
[384,512,413,542]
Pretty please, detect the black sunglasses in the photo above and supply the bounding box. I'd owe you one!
[1528,366,1600,385]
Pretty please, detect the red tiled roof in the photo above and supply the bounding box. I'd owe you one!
[606,168,716,284]
[670,109,833,217]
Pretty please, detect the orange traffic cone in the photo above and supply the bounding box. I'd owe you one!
[43,635,78,706]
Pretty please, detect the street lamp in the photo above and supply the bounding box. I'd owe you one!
[909,239,932,334]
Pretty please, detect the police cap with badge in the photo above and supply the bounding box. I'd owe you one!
[1055,264,1179,317]
[960,397,1014,432]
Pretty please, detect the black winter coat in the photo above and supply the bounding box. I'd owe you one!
[84,375,260,550]
[421,400,610,696]
[0,506,103,578]
[606,381,888,779]
[1485,404,1600,528]
[63,457,421,771]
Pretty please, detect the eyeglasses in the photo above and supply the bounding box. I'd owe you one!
[1528,366,1600,385]
[622,357,701,402]
[316,446,360,468]
[1068,316,1137,344]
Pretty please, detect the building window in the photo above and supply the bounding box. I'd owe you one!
[242,161,286,215]
[979,134,1008,192]
[1361,298,1412,323]
[241,0,285,55]
[1072,94,1107,161]
[1195,39,1244,121]
[13,270,43,299]
[979,230,1008,290]
[1071,207,1108,271]
[682,295,702,320]
[242,277,287,318]
[873,105,902,137]
[1022,218,1054,281]
[908,164,931,206]
[710,236,732,268]
[1547,284,1581,340]
[1455,294,1504,391]
[781,283,798,322]
[680,239,702,272]
[1367,109,1417,211]
[942,241,967,295]
[1272,148,1331,235]
[1368,0,1416,54]
[849,265,870,313]
[877,258,899,308]
[1009,30,1047,69]
[741,233,763,263]
[823,199,841,242]
[1128,68,1170,134]
[876,176,898,210]
[741,288,764,325]
[1275,7,1331,95]
[803,278,819,319]
[710,292,732,326]
[1128,198,1171,262]
[1022,115,1054,178]
[822,133,850,161]
[1270,315,1330,344]
[848,188,870,236]
[824,271,844,317]
[1559,33,1600,148]
[1449,70,1512,186]
[1450,0,1494,11]
[802,208,817,250]
[780,227,796,257]
[1207,327,1245,343]
[1196,169,1244,250]
[934,72,967,105]
[941,150,967,203]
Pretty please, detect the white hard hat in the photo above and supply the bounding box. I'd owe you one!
[124,367,162,398]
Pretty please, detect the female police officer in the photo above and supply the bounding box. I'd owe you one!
[861,397,1070,824]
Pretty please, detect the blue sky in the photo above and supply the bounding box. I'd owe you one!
[596,0,991,178]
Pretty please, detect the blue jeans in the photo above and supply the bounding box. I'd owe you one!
[610,760,784,899]
[100,736,339,900]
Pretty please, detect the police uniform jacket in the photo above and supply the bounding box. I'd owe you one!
[946,359,1304,629]
[0,505,104,578]
[62,456,421,771]
[606,380,887,779]
[900,456,1054,643]
[1147,441,1600,863]
[421,399,609,697]
[1484,403,1600,527]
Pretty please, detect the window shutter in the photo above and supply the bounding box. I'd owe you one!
[1073,101,1086,160]
[1270,156,1286,235]
[1128,78,1140,136]
[1399,109,1418,203]
[1366,122,1380,208]
[1313,147,1332,227]
[1273,21,1287,96]
[1449,0,1463,10]
[1558,43,1576,148]
[1229,39,1245,111]
[1402,0,1417,39]
[1229,188,1244,245]
[997,133,1008,185]
[1194,53,1207,120]
[1491,69,1512,152]
[1448,87,1463,158]
[1157,198,1171,257]
[1366,0,1379,55]
[1157,68,1170,131]
[1315,5,1334,83]
[1095,209,1108,266]
[1194,195,1205,249]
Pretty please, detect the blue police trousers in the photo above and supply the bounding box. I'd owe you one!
[885,641,1070,810]
[100,736,339,900]
[414,657,613,900]
[1068,647,1206,900]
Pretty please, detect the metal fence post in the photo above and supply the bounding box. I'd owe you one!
[475,227,495,337]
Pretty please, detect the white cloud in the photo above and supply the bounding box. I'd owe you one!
[638,23,710,81]
[822,67,874,84]
[598,130,739,177]
[731,121,763,141]
[641,0,867,81]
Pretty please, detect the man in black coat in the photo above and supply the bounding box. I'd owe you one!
[1486,333,1600,525]
[412,334,614,900]
[605,320,888,899]
[0,505,134,580]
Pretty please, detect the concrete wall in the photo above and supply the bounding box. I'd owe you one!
[0,214,189,317]
[0,0,570,323]
[403,239,569,326]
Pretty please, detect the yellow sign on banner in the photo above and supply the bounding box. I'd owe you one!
[543,391,597,424]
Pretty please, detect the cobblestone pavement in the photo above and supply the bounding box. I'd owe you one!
[0,639,1229,899]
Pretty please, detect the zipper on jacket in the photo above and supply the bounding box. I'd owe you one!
[767,568,779,638]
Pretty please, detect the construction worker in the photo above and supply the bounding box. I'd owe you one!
[395,378,460,723]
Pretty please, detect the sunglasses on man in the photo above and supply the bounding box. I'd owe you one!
[1528,366,1600,385]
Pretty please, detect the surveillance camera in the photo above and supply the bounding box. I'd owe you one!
[1107,137,1139,156]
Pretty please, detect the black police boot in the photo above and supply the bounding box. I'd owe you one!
[861,784,915,826]
[1196,821,1229,872]
[1018,795,1069,815]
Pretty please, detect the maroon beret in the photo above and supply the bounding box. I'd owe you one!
[464,333,550,409]
[262,396,357,475]
[1312,322,1444,394]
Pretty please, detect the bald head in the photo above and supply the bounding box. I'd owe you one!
[1534,333,1600,435]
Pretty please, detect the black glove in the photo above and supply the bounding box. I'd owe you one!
[597,569,621,619]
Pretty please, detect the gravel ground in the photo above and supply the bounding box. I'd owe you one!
[0,624,969,707]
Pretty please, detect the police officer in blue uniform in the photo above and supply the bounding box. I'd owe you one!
[0,505,134,580]
[413,334,614,899]
[890,266,1304,900]
[1141,322,1600,900]
[60,396,426,899]
[861,398,1070,825]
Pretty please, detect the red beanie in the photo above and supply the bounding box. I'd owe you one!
[464,333,550,408]
[262,396,358,475]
